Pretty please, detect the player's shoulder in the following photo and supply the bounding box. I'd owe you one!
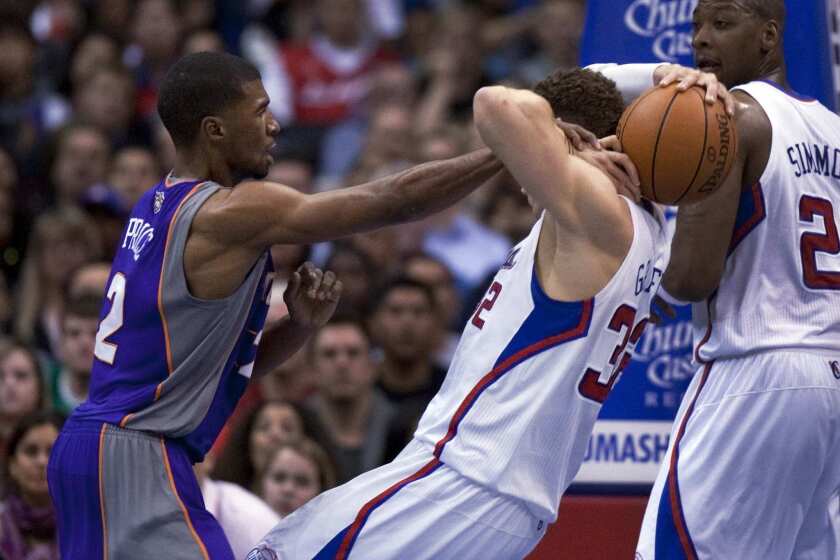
[730,92,771,152]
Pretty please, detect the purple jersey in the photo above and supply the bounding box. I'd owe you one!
[73,176,273,462]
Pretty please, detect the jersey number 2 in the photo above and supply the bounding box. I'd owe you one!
[471,281,502,329]
[800,195,840,290]
[94,273,126,364]
[578,304,648,404]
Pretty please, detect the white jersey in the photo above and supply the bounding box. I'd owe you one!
[693,81,840,363]
[413,198,668,521]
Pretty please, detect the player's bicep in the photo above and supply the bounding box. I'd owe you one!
[663,100,760,300]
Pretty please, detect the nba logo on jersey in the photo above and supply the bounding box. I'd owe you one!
[245,546,278,560]
[153,191,165,214]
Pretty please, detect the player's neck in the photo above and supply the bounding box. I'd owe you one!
[755,56,788,90]
[172,148,234,188]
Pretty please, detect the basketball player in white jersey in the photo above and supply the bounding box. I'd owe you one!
[605,1,840,558]
[250,68,671,560]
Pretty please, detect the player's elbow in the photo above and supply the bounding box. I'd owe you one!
[473,87,508,127]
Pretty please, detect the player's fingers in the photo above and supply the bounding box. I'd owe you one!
[575,125,601,150]
[286,270,301,299]
[558,120,584,151]
[720,88,737,117]
[318,271,336,300]
[307,268,323,298]
[599,135,621,152]
[328,280,343,302]
[611,152,641,189]
[659,69,681,87]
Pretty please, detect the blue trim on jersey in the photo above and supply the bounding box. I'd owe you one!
[727,182,766,256]
[494,269,591,367]
[655,478,689,559]
[313,527,350,559]
[758,79,817,103]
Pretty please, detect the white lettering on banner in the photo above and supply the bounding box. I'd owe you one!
[574,420,672,484]
[624,0,697,62]
[630,319,695,392]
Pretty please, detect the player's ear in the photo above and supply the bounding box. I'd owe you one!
[201,116,225,143]
[759,20,781,53]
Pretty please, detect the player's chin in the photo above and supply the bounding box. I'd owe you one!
[251,157,272,179]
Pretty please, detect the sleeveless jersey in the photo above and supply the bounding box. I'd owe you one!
[73,177,274,462]
[413,198,669,521]
[693,81,840,363]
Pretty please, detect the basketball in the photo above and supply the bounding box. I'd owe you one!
[617,84,738,205]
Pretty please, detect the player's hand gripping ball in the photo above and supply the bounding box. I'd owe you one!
[284,262,343,329]
[616,83,738,205]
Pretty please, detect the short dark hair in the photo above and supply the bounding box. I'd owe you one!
[312,313,371,350]
[533,68,625,139]
[4,411,66,495]
[157,52,261,147]
[372,276,436,313]
[741,0,785,28]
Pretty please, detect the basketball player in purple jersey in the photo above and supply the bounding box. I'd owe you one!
[607,1,840,558]
[46,51,508,560]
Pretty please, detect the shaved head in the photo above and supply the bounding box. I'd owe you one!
[698,0,785,28]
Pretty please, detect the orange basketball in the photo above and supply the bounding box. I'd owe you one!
[616,84,738,205]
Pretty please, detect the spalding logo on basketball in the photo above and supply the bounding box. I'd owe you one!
[617,83,738,205]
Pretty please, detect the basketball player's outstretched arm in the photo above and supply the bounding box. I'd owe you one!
[472,85,632,250]
[205,149,503,249]
[662,93,770,301]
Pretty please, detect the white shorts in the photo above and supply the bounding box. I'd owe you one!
[249,440,547,559]
[636,351,840,560]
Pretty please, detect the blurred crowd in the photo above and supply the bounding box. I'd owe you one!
[0,0,587,557]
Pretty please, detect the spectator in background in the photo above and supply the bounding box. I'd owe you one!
[246,0,395,170]
[126,0,182,119]
[516,0,586,85]
[14,208,102,357]
[72,64,150,148]
[213,400,310,492]
[265,158,314,193]
[47,292,100,416]
[323,242,378,317]
[0,24,70,165]
[194,452,280,560]
[68,34,120,93]
[257,438,336,518]
[306,316,394,483]
[183,28,225,55]
[402,252,462,366]
[108,145,160,208]
[65,261,111,300]
[79,184,129,258]
[368,277,444,456]
[48,123,110,209]
[0,341,46,466]
[0,411,64,560]
[0,150,28,289]
[0,273,10,335]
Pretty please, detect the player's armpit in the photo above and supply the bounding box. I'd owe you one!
[662,94,769,301]
[474,86,632,255]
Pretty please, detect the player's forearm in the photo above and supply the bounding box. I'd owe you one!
[251,316,314,379]
[662,183,741,301]
[587,63,665,104]
[373,148,502,223]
